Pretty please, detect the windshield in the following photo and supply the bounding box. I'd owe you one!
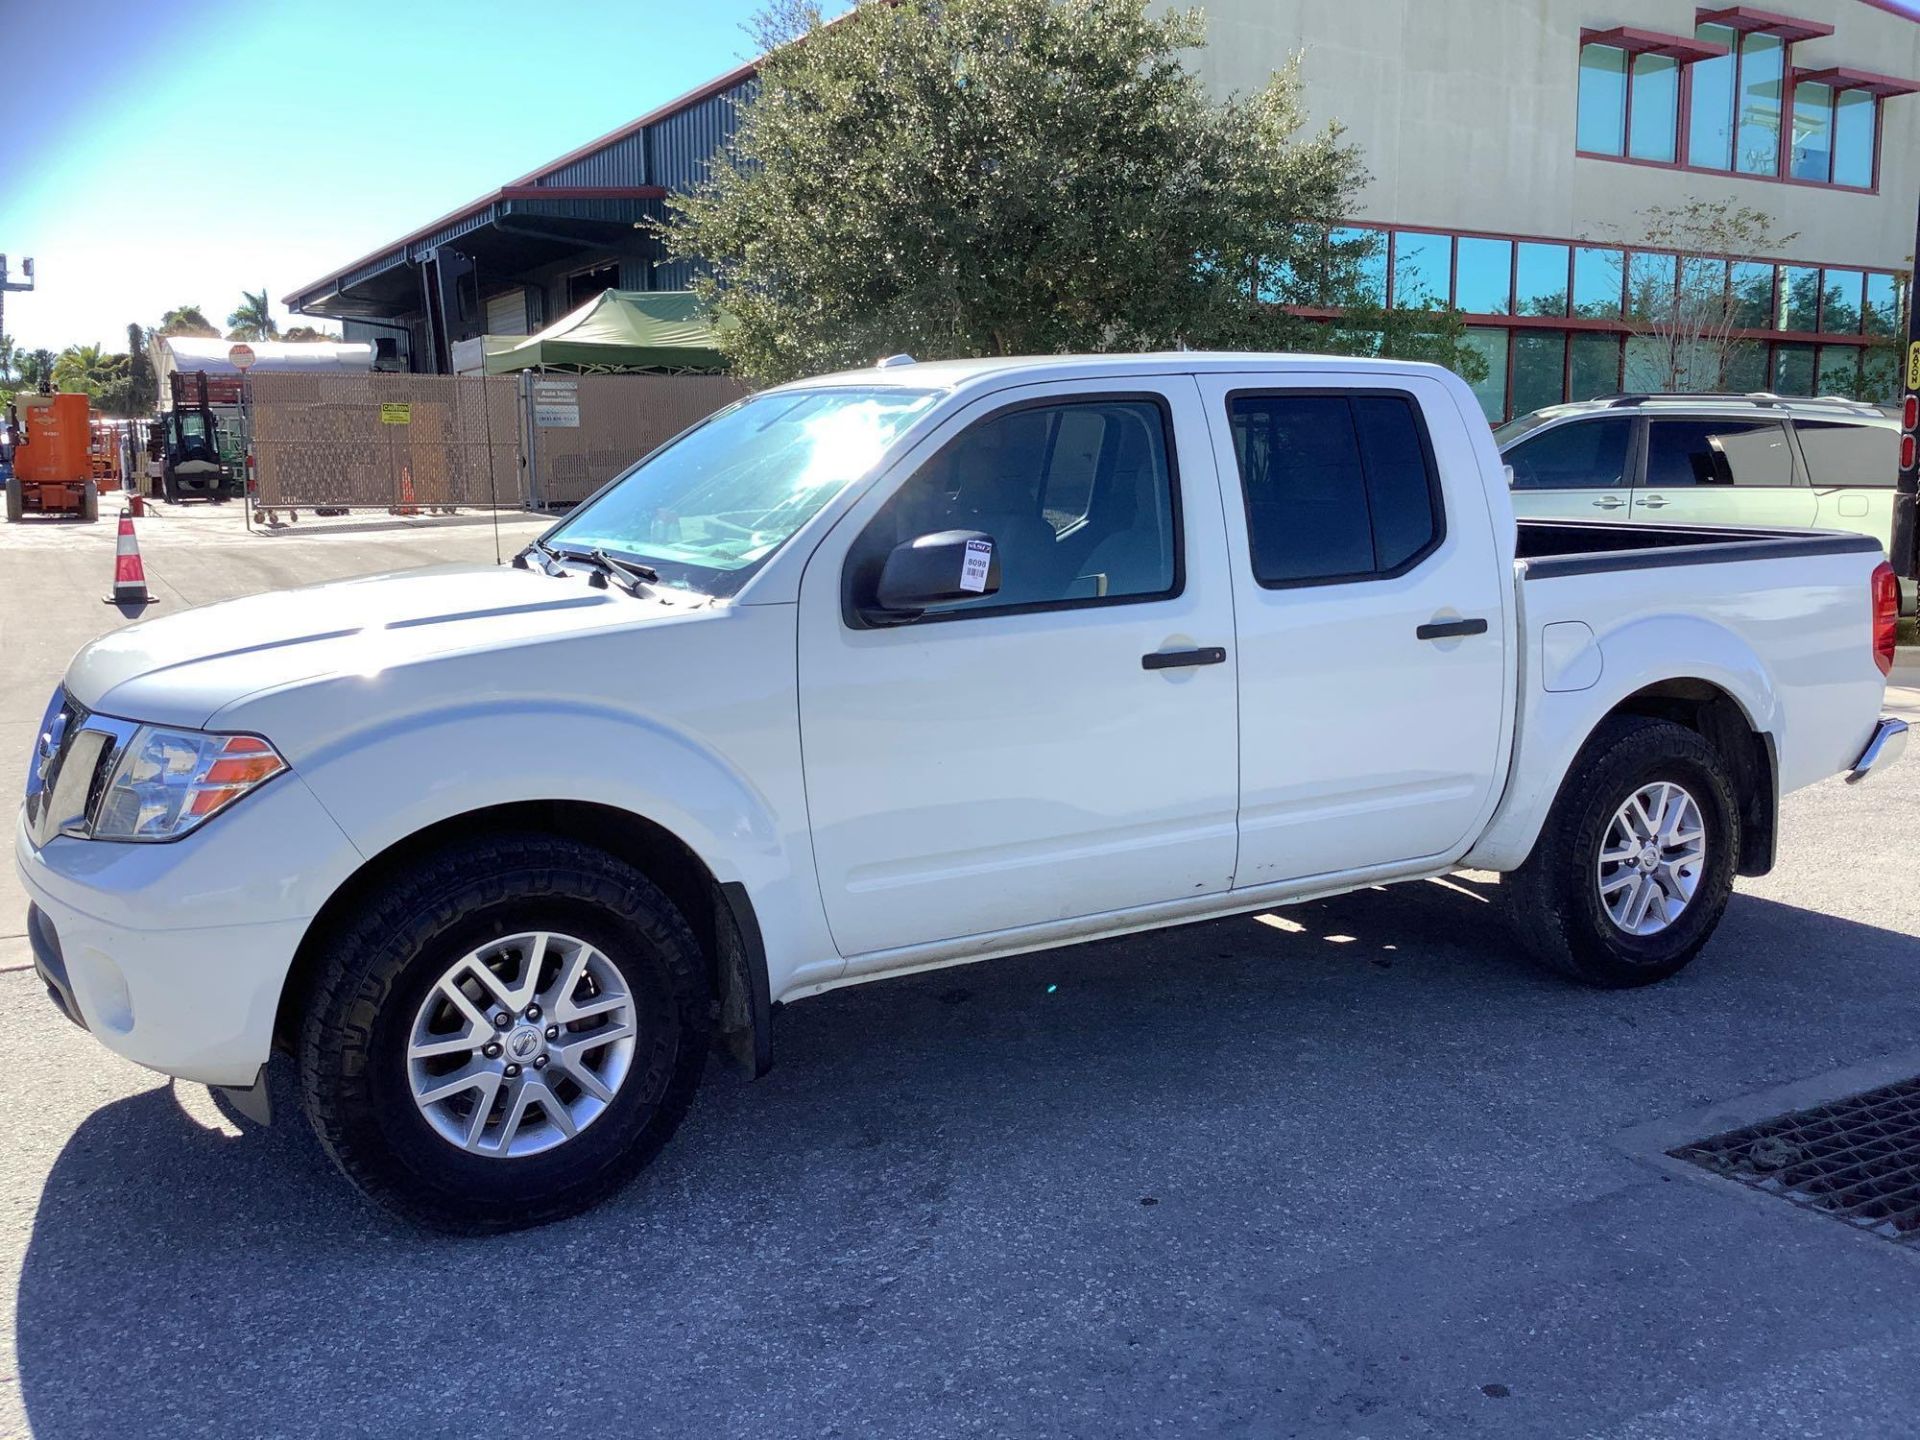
[545,386,940,596]
[1493,411,1558,448]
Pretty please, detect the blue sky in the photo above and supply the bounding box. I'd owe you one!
[0,0,773,353]
[5,0,1917,355]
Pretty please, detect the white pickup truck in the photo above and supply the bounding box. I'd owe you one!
[18,354,1907,1231]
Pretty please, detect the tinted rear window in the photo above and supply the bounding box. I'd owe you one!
[1226,391,1443,586]
[1794,420,1898,489]
[1644,419,1794,488]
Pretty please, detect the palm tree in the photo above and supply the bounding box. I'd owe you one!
[0,333,15,385]
[52,343,122,399]
[18,348,56,390]
[156,304,219,338]
[227,288,279,341]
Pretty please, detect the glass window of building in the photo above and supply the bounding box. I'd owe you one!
[1623,335,1671,392]
[1463,329,1509,421]
[1779,267,1820,331]
[1569,333,1622,399]
[1730,263,1776,328]
[1861,348,1900,403]
[1455,237,1513,314]
[1864,274,1902,337]
[1816,347,1863,397]
[1688,23,1738,168]
[1577,44,1629,153]
[1573,247,1623,318]
[1735,32,1784,175]
[1833,89,1876,188]
[1724,340,1768,392]
[1515,243,1571,317]
[1512,331,1568,416]
[1625,252,1677,322]
[1820,270,1863,334]
[1772,343,1815,394]
[1392,231,1451,308]
[1790,81,1834,181]
[1628,54,1680,161]
[1329,227,1387,306]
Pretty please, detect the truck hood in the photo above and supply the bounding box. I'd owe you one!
[66,564,699,729]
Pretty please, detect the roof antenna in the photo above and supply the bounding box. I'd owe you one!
[875,353,916,368]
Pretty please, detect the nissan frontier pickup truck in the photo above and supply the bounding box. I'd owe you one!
[18,353,1907,1230]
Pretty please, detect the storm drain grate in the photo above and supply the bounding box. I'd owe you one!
[1670,1077,1920,1244]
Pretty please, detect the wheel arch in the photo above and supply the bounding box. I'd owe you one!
[1468,671,1777,877]
[275,799,772,1078]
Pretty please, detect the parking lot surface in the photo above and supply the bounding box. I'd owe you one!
[4,503,1920,1438]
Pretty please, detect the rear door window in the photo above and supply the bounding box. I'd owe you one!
[1225,391,1443,586]
[1503,418,1633,490]
[1644,418,1795,488]
[1793,420,1898,489]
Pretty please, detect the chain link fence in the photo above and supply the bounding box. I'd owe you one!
[245,371,749,514]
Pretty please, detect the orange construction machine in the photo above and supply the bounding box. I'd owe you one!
[5,391,100,522]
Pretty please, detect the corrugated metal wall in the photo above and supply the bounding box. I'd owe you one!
[540,129,651,187]
[647,80,753,193]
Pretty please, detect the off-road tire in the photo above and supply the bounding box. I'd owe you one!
[298,833,710,1232]
[1505,716,1739,988]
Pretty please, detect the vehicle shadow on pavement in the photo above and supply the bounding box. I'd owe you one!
[17,878,1920,1439]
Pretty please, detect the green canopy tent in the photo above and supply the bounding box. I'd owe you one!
[485,290,731,374]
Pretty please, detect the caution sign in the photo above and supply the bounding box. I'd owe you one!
[1907,341,1920,392]
[533,378,580,429]
[380,402,412,425]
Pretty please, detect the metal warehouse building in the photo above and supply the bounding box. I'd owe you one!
[290,0,1919,420]
[284,63,755,375]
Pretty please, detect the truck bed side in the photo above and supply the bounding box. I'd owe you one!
[1464,521,1888,872]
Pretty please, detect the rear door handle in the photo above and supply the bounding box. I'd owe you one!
[1590,497,1625,510]
[1142,646,1227,670]
[1415,618,1489,641]
[1639,495,1668,509]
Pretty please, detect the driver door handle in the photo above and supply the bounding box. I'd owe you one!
[1142,646,1227,670]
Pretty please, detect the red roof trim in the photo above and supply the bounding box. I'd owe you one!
[1794,64,1920,95]
[1582,25,1731,59]
[1696,6,1837,40]
[498,185,668,201]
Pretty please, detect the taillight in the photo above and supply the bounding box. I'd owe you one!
[1872,561,1898,677]
[1904,434,1917,472]
[1905,395,1919,431]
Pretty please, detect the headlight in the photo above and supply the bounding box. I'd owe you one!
[91,727,287,841]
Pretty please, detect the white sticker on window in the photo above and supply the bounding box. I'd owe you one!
[960,538,993,593]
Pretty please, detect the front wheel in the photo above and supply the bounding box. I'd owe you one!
[298,834,711,1231]
[1505,716,1739,988]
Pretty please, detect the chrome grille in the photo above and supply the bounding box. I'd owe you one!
[23,693,132,847]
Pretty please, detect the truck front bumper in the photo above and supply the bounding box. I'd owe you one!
[13,776,360,1087]
[1846,716,1908,785]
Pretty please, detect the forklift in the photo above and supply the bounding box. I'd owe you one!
[5,387,99,522]
[149,372,240,502]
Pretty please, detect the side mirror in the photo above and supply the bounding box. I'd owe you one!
[865,529,1000,623]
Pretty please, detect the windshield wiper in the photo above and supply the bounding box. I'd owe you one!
[513,540,565,574]
[550,547,660,595]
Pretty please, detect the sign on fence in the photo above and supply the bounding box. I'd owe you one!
[532,379,580,429]
[379,402,412,425]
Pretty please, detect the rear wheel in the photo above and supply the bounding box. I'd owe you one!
[4,477,21,523]
[80,480,99,523]
[1505,716,1738,988]
[298,834,711,1232]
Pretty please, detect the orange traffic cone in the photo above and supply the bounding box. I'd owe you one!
[392,463,420,516]
[104,509,155,606]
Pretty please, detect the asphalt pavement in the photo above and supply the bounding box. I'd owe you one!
[4,501,1920,1438]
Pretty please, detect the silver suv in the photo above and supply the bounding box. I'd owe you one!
[1497,393,1897,548]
